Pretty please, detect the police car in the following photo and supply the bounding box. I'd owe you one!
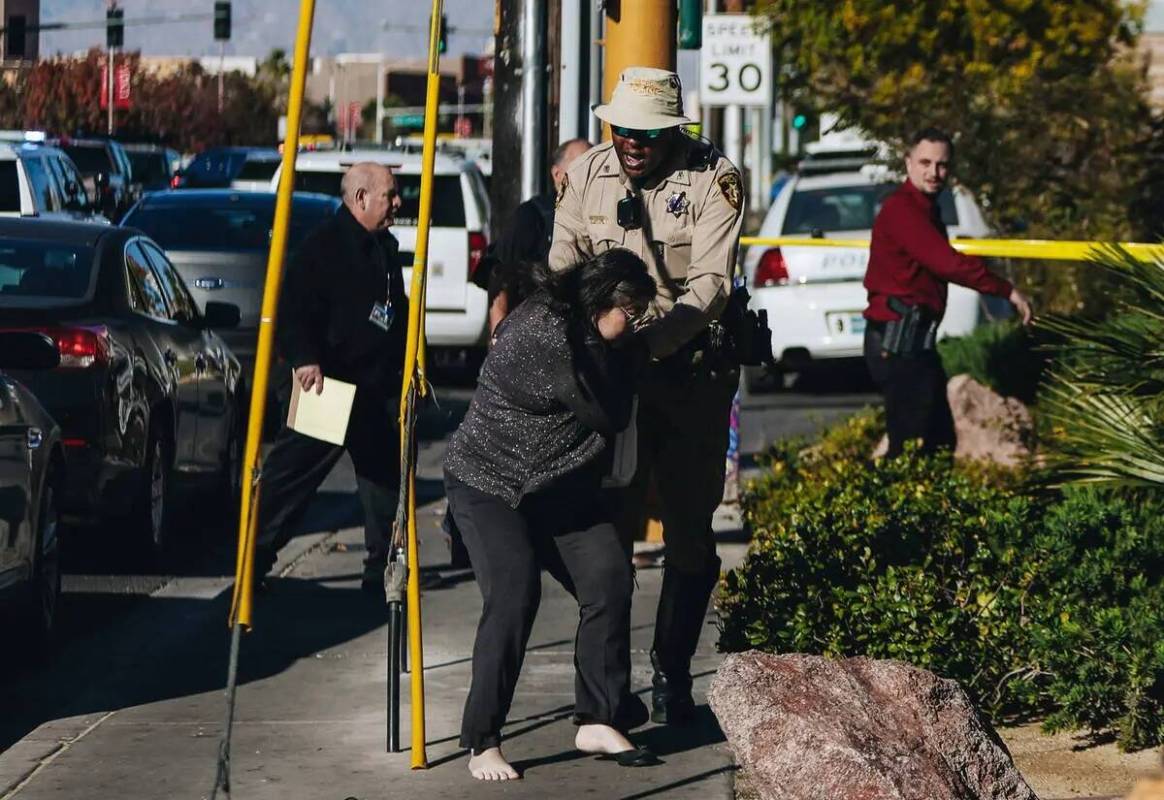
[269,149,492,355]
[742,154,996,391]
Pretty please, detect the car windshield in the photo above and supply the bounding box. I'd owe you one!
[123,202,336,253]
[0,240,95,305]
[63,145,113,175]
[0,161,20,212]
[291,171,466,227]
[782,183,959,234]
[128,152,169,184]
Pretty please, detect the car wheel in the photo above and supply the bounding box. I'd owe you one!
[24,479,62,650]
[138,431,173,557]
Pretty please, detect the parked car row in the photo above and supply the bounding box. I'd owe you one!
[0,136,498,650]
[0,216,247,648]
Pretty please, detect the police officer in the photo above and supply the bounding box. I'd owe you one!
[253,162,409,596]
[863,128,1032,457]
[550,67,744,725]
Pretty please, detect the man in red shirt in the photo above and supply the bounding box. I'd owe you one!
[863,128,1032,456]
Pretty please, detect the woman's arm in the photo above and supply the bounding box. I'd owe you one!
[554,333,645,436]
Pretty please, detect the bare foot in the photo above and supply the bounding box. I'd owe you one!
[575,724,634,755]
[468,747,519,781]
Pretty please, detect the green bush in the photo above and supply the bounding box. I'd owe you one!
[937,321,1045,405]
[722,414,1164,748]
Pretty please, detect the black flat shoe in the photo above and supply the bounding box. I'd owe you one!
[597,747,660,767]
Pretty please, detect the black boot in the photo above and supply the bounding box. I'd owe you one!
[650,556,721,725]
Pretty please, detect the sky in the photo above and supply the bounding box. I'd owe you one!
[1149,0,1164,32]
[40,0,494,58]
[39,2,1164,58]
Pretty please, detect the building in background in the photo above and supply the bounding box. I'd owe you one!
[1,0,39,62]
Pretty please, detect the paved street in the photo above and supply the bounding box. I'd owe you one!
[0,371,876,800]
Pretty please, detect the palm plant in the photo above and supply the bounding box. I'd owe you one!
[1038,245,1164,487]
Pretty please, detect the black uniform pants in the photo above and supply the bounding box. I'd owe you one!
[445,472,633,753]
[864,324,955,458]
[612,363,738,574]
[255,389,399,576]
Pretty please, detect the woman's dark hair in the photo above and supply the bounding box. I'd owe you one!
[532,248,656,334]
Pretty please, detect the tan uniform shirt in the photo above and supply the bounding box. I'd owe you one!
[549,138,744,359]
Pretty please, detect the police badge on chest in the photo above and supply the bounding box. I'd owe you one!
[665,191,688,218]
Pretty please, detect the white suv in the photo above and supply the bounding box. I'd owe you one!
[743,166,997,389]
[0,142,109,223]
[270,149,491,352]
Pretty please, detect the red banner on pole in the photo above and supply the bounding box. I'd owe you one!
[99,58,132,110]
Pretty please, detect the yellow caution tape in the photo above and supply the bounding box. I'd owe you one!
[738,236,1164,263]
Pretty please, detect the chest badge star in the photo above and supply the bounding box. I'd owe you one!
[665,191,689,218]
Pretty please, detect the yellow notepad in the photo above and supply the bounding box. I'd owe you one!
[286,373,356,446]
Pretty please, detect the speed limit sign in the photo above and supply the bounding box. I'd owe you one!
[700,14,771,106]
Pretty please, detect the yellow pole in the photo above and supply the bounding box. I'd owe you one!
[227,0,316,629]
[601,0,676,140]
[602,0,675,541]
[395,0,444,770]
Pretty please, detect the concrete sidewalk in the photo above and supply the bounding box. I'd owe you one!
[1,498,744,800]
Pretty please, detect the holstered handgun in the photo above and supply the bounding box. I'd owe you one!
[881,296,938,356]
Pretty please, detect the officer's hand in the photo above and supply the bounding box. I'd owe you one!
[1008,289,1034,326]
[295,364,324,394]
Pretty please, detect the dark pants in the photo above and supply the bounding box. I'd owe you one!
[445,472,633,753]
[612,364,738,573]
[255,389,399,576]
[864,324,956,458]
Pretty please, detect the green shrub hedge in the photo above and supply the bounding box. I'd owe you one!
[937,321,1045,405]
[720,410,1164,750]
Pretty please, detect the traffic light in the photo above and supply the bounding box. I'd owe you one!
[792,113,808,130]
[106,6,124,49]
[438,13,448,54]
[214,1,231,41]
[678,0,702,49]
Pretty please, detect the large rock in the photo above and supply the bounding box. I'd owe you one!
[872,375,1034,466]
[708,652,1038,800]
[947,374,1034,466]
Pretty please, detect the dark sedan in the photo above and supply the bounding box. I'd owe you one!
[0,331,63,648]
[120,190,340,388]
[0,219,244,557]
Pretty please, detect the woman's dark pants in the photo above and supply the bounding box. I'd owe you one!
[445,472,634,753]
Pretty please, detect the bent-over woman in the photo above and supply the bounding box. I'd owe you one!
[443,248,657,780]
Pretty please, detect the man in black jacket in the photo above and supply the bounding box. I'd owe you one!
[254,162,408,594]
[476,138,591,332]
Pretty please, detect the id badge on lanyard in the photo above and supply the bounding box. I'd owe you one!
[369,297,395,332]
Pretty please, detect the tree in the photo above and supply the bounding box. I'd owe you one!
[757,0,1154,314]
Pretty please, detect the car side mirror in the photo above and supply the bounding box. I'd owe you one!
[0,332,60,370]
[202,301,241,330]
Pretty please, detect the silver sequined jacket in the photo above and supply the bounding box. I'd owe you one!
[443,294,636,508]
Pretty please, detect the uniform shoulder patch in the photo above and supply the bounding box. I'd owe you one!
[717,171,742,211]
[555,173,569,209]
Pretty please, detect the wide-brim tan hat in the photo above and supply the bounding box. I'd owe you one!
[594,67,692,130]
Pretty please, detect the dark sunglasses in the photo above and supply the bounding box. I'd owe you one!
[612,126,665,142]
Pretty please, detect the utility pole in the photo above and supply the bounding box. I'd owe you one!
[491,0,526,238]
[105,3,122,136]
[214,1,231,113]
[520,0,546,200]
